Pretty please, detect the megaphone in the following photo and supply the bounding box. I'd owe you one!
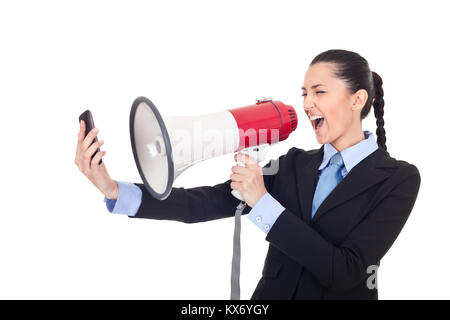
[129,96,298,201]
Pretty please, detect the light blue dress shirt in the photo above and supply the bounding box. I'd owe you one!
[104,131,378,233]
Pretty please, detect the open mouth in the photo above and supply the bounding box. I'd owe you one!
[310,115,325,131]
[314,118,324,130]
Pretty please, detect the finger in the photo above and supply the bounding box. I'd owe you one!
[231,165,247,174]
[81,127,99,151]
[85,140,104,161]
[229,173,245,182]
[77,120,86,145]
[236,153,257,166]
[230,181,242,190]
[91,150,106,169]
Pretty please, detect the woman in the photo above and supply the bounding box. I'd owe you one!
[75,49,421,300]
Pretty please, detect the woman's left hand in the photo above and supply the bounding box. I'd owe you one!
[230,153,268,207]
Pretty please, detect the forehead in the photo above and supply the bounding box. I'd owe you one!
[302,62,337,89]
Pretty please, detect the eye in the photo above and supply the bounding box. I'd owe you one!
[301,91,325,97]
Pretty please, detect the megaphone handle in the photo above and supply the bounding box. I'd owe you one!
[231,158,246,200]
[231,149,248,201]
[231,145,268,201]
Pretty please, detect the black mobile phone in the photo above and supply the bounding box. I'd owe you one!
[79,109,102,165]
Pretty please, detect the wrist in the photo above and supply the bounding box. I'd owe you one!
[105,180,119,200]
[250,190,268,208]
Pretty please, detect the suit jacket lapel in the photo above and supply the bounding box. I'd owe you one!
[296,147,396,225]
[295,146,324,225]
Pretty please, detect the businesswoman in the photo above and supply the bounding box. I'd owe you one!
[75,49,421,299]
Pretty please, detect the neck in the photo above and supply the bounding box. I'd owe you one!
[331,122,365,152]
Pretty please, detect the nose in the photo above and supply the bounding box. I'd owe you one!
[303,94,314,111]
[303,100,314,113]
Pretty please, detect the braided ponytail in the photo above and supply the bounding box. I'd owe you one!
[372,71,387,151]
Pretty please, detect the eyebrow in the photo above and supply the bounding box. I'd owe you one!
[301,84,326,90]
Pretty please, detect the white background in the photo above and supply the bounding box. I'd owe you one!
[1,0,449,299]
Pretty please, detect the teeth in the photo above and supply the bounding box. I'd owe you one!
[310,115,324,121]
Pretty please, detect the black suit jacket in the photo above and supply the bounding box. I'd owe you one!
[131,146,421,300]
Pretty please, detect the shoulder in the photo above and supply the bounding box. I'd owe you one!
[373,149,421,193]
[285,146,322,160]
[262,146,315,178]
[376,149,420,179]
[262,146,322,180]
[268,146,320,167]
[268,146,322,168]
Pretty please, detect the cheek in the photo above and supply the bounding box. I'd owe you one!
[323,107,353,137]
[324,106,342,129]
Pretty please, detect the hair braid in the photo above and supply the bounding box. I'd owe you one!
[372,71,387,151]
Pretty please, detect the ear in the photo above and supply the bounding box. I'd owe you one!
[351,89,368,111]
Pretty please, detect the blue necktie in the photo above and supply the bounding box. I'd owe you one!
[312,152,344,218]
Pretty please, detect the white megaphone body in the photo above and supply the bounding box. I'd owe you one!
[129,96,298,201]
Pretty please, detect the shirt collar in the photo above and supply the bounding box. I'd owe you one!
[319,130,378,173]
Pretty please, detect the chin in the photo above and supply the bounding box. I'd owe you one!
[314,130,329,145]
[316,136,328,145]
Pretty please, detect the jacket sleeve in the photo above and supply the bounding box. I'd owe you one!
[130,155,285,223]
[265,164,421,292]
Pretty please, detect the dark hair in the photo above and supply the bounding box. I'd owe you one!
[310,49,387,151]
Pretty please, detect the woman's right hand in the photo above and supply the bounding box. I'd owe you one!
[75,120,119,200]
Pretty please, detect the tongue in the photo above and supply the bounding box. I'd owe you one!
[316,118,324,129]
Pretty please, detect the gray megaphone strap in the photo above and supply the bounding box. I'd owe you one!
[231,200,247,300]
